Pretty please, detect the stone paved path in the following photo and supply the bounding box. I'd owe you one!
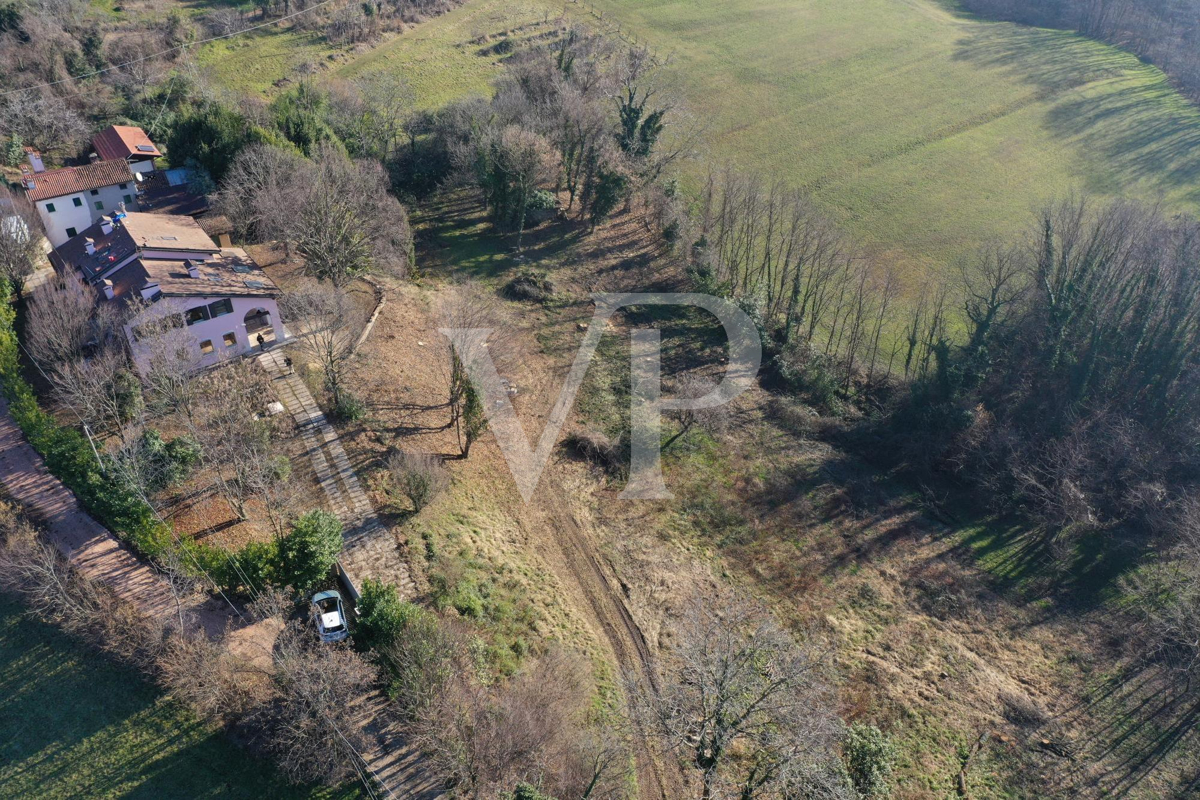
[259,348,427,799]
[258,349,415,599]
[0,397,178,619]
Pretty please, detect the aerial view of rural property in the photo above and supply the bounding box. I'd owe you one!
[3,0,1200,796]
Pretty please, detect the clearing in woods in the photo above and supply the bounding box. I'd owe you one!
[197,0,1200,287]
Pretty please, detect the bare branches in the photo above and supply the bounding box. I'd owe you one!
[214,143,310,252]
[637,598,844,799]
[415,648,630,798]
[24,272,120,367]
[0,187,41,294]
[960,243,1026,355]
[296,146,413,286]
[280,282,364,414]
[258,621,378,787]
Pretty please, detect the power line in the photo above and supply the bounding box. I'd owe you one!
[0,0,340,98]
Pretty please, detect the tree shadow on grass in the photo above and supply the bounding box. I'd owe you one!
[417,191,587,281]
[1050,662,1200,797]
[949,23,1200,205]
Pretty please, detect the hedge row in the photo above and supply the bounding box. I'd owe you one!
[0,284,345,602]
[0,283,187,564]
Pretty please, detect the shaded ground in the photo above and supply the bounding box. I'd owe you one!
[0,607,358,800]
[349,189,1200,798]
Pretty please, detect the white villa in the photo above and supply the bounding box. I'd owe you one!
[51,212,286,371]
[22,157,140,247]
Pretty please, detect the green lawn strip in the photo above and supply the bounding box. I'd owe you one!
[0,610,359,800]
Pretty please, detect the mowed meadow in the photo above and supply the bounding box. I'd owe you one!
[197,0,1200,284]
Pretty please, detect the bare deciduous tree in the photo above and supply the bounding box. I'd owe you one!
[214,143,311,257]
[159,630,255,722]
[191,358,285,521]
[280,282,364,413]
[0,502,105,629]
[0,188,41,294]
[24,272,120,367]
[418,649,614,798]
[329,72,414,161]
[258,621,377,787]
[638,598,845,800]
[385,450,450,512]
[47,347,140,439]
[296,146,412,286]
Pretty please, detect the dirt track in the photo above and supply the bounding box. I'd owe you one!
[524,471,678,800]
[341,264,685,797]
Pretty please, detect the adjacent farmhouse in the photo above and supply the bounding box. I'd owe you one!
[22,158,140,247]
[92,125,162,176]
[51,212,285,370]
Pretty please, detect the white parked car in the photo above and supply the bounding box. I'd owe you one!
[311,590,349,643]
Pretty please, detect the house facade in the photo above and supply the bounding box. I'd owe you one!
[51,212,286,371]
[23,159,140,247]
[92,125,162,176]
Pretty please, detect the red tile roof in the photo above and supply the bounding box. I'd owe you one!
[93,125,162,162]
[22,161,135,202]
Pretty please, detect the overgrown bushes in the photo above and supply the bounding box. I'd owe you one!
[384,450,449,512]
[355,579,460,715]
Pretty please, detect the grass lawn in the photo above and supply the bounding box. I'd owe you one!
[0,610,359,800]
[552,0,1200,281]
[199,0,1200,290]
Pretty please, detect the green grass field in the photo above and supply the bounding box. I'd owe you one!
[196,0,1200,285]
[564,0,1200,277]
[0,610,358,800]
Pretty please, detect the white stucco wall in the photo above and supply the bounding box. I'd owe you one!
[36,182,140,247]
[126,295,286,373]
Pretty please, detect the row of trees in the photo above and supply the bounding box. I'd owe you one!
[387,27,690,245]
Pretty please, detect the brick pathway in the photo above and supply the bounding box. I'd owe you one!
[258,349,415,599]
[0,397,178,620]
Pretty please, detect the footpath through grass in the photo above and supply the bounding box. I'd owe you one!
[0,609,358,800]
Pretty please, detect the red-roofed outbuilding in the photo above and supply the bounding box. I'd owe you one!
[92,125,162,175]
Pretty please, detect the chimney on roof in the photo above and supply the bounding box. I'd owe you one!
[100,217,114,235]
[139,281,160,300]
[89,152,100,164]
[24,148,44,174]
[186,260,200,279]
[101,280,115,300]
[84,238,96,256]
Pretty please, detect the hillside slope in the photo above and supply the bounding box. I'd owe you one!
[197,0,1200,286]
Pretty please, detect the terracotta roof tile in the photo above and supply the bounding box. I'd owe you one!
[22,161,135,202]
[93,125,162,162]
